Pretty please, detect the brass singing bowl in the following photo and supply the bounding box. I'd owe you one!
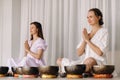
[0,66,9,74]
[22,67,39,75]
[65,64,86,75]
[39,66,59,77]
[92,65,115,74]
[12,67,39,75]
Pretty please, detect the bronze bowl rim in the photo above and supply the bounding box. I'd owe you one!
[92,65,115,74]
[93,65,115,67]
[64,64,86,75]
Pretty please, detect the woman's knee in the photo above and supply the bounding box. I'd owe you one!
[84,57,97,65]
[83,57,97,72]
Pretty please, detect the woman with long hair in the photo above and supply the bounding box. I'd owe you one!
[8,22,47,68]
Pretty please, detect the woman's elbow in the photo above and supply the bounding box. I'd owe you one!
[36,52,43,59]
[77,50,84,56]
[36,56,42,60]
[77,50,80,56]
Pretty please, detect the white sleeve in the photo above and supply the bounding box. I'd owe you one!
[76,39,83,49]
[94,29,109,54]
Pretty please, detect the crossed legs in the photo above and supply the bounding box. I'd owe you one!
[56,57,97,72]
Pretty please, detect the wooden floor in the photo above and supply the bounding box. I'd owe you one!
[0,77,120,80]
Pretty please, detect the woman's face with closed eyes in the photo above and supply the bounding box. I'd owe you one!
[87,11,100,26]
[30,24,38,35]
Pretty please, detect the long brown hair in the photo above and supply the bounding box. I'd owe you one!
[30,22,44,40]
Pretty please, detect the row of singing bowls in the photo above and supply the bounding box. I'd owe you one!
[12,65,86,77]
[1,65,86,76]
[0,66,9,74]
[65,64,115,75]
[12,66,59,77]
[92,65,115,74]
[1,65,115,77]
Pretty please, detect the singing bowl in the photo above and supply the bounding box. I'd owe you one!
[65,64,86,75]
[0,66,9,74]
[12,67,23,74]
[12,67,39,75]
[39,66,59,76]
[22,67,39,75]
[92,65,115,74]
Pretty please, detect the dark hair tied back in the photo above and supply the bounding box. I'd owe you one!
[89,8,104,25]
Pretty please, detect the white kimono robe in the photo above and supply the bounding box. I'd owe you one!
[8,38,47,67]
[61,28,109,72]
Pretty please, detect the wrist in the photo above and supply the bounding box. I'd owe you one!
[26,49,30,53]
[83,40,86,43]
[28,50,31,53]
[86,39,90,43]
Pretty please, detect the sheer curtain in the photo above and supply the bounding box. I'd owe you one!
[0,0,120,75]
[0,0,13,65]
[20,0,80,65]
[19,0,120,74]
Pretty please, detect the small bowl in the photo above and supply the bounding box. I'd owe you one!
[65,64,86,75]
[39,66,59,77]
[0,66,9,74]
[92,65,115,74]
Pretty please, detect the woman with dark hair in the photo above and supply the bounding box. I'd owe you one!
[8,22,47,67]
[57,8,109,75]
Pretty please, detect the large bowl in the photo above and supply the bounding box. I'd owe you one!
[39,66,59,77]
[65,64,86,75]
[92,65,115,74]
[0,66,9,74]
[12,67,39,75]
[22,67,39,75]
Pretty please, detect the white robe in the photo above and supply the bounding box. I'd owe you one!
[61,28,109,72]
[8,38,47,68]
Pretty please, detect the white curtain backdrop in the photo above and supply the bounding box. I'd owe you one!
[0,0,12,65]
[0,0,120,75]
[0,0,21,65]
[19,0,120,74]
